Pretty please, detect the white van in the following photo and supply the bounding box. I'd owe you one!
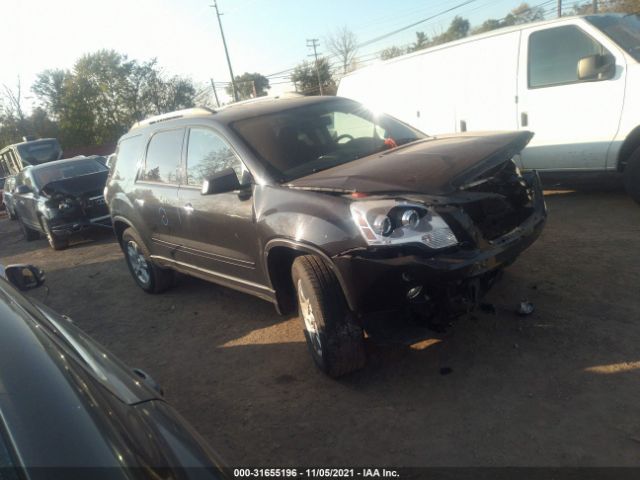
[337,14,640,200]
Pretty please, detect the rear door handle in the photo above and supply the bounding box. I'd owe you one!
[521,112,528,127]
[183,203,194,213]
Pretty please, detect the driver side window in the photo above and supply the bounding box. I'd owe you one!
[330,112,386,140]
[186,127,245,187]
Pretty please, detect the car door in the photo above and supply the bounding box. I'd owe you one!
[5,177,16,214]
[14,171,41,229]
[517,21,626,171]
[175,126,262,284]
[134,128,185,259]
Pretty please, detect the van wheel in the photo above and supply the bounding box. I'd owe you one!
[8,207,16,221]
[122,228,173,293]
[40,217,68,250]
[291,255,365,377]
[624,146,640,204]
[18,215,40,241]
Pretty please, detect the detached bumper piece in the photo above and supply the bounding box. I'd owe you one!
[335,168,547,331]
[50,216,112,236]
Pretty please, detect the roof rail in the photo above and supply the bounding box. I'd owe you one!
[130,107,216,130]
[216,92,305,111]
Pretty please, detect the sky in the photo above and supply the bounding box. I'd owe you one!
[0,0,578,107]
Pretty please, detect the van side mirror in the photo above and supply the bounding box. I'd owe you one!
[201,168,241,195]
[2,264,45,290]
[577,54,615,81]
[15,184,32,195]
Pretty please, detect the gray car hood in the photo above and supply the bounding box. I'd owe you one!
[287,131,533,195]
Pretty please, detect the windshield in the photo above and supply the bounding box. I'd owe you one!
[16,139,62,165]
[587,14,640,62]
[32,159,107,189]
[231,98,425,181]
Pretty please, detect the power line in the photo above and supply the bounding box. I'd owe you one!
[357,0,478,49]
[264,0,479,79]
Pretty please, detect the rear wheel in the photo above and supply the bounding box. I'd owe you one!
[291,255,365,377]
[40,217,68,250]
[18,215,40,241]
[624,146,640,204]
[122,228,173,293]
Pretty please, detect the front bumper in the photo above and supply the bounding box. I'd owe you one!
[333,172,547,314]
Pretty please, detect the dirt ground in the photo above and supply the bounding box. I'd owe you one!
[1,187,639,467]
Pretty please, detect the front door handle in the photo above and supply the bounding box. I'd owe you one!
[183,203,194,214]
[521,112,528,127]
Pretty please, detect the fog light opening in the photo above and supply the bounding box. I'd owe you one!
[407,285,423,300]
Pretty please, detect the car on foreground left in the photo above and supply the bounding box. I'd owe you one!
[12,156,112,250]
[0,264,226,478]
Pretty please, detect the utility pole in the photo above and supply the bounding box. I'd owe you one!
[210,78,220,107]
[211,1,238,102]
[306,38,323,96]
[593,0,598,13]
[557,0,562,17]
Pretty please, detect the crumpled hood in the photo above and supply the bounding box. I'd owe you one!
[41,170,109,197]
[287,131,533,195]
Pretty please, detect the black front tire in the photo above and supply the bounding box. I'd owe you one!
[624,146,640,204]
[291,255,366,377]
[40,217,69,250]
[18,215,40,241]
[122,228,174,294]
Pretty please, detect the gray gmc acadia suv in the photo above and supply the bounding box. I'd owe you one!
[105,96,546,377]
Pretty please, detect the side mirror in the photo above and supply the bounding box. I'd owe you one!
[201,168,241,195]
[15,184,32,195]
[2,264,45,290]
[578,54,615,81]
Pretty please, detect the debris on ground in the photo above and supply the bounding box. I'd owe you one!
[517,301,535,316]
[439,367,453,375]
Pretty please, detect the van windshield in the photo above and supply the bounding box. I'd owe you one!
[587,14,640,61]
[231,98,425,182]
[16,139,62,166]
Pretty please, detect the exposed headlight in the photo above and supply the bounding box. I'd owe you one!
[350,200,458,249]
[401,209,420,228]
[372,214,393,236]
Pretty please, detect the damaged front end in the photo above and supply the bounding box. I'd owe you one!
[40,171,111,236]
[333,159,546,337]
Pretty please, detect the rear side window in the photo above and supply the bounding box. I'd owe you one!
[114,135,144,180]
[140,129,184,184]
[528,26,607,88]
[185,127,244,186]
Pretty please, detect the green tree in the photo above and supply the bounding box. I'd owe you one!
[472,18,505,34]
[599,0,640,12]
[291,58,336,96]
[410,31,430,52]
[225,72,270,100]
[472,3,546,34]
[380,46,406,60]
[504,3,545,25]
[32,70,68,119]
[32,50,196,148]
[431,16,470,46]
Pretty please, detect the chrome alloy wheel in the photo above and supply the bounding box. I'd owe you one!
[126,240,151,286]
[297,279,322,356]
